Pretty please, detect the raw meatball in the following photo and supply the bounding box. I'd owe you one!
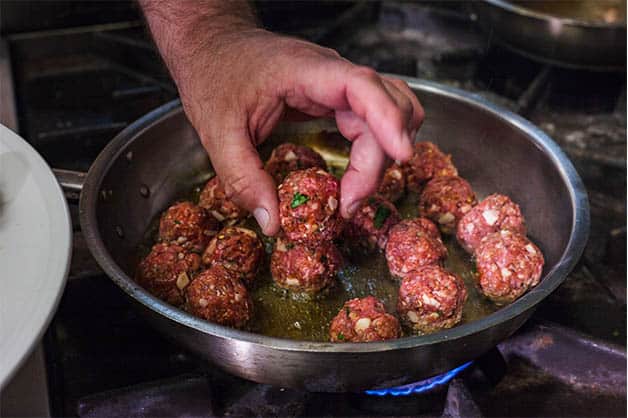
[185,265,252,328]
[278,167,343,245]
[202,226,264,285]
[270,237,342,294]
[377,163,406,202]
[397,265,467,334]
[403,142,458,192]
[418,176,477,234]
[457,194,526,253]
[159,201,219,252]
[475,230,544,305]
[330,296,401,342]
[198,176,247,224]
[385,218,447,278]
[344,196,400,251]
[264,142,327,184]
[136,243,202,306]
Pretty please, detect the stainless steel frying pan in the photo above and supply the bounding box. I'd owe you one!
[473,0,626,70]
[56,78,589,392]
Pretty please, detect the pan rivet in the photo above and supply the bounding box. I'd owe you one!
[115,225,124,238]
[126,151,133,161]
[140,185,150,198]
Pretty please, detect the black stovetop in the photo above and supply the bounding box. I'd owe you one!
[4,1,626,417]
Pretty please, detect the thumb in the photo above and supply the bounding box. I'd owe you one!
[201,128,280,236]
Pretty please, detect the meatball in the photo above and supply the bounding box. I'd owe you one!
[475,230,544,305]
[403,142,458,192]
[385,218,447,278]
[185,265,252,328]
[136,243,201,306]
[344,196,400,251]
[159,201,219,252]
[264,142,327,184]
[278,167,343,245]
[457,194,527,253]
[198,176,247,224]
[270,237,342,294]
[397,265,467,334]
[330,296,401,342]
[418,176,477,234]
[376,163,406,202]
[202,226,264,285]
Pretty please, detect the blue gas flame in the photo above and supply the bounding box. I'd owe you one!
[364,361,473,396]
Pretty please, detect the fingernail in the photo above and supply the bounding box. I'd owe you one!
[347,200,362,217]
[253,207,270,231]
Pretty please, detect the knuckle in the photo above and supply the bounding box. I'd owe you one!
[223,174,254,202]
[351,65,380,83]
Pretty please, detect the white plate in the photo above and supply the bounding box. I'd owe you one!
[0,124,71,389]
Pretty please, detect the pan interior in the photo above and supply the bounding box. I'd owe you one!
[93,86,575,342]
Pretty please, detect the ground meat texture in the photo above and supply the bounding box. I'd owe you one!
[475,230,544,305]
[385,218,447,278]
[456,194,527,253]
[403,142,458,193]
[264,143,327,184]
[270,238,342,294]
[418,176,477,235]
[329,296,401,342]
[278,167,343,244]
[136,243,201,306]
[202,226,264,285]
[377,163,406,202]
[344,196,400,251]
[198,176,247,224]
[397,265,467,334]
[185,265,252,328]
[159,201,219,252]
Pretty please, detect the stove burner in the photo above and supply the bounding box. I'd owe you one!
[365,361,473,396]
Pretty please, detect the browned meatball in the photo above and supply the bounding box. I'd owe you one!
[418,176,477,234]
[202,226,264,285]
[159,201,219,252]
[385,218,447,278]
[457,194,527,253]
[397,265,467,334]
[198,176,247,224]
[403,142,458,193]
[264,142,327,184]
[136,243,201,306]
[330,296,401,342]
[278,168,343,245]
[376,163,406,202]
[475,230,544,305]
[185,265,252,328]
[270,237,342,294]
[344,196,400,251]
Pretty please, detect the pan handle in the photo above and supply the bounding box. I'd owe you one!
[53,168,86,200]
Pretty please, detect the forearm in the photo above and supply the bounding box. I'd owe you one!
[139,0,259,91]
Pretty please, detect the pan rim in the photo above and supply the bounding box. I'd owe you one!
[483,0,627,29]
[79,78,590,354]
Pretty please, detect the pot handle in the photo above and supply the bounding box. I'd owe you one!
[53,168,86,200]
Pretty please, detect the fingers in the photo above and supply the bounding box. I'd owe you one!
[288,60,422,162]
[200,127,280,236]
[336,110,387,218]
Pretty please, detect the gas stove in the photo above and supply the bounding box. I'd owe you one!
[0,2,625,417]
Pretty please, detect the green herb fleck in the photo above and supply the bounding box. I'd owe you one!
[373,205,392,229]
[337,332,345,341]
[368,197,377,205]
[345,307,351,316]
[291,192,309,209]
[286,242,295,250]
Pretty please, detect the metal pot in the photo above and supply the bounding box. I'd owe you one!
[56,78,589,392]
[473,0,626,71]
